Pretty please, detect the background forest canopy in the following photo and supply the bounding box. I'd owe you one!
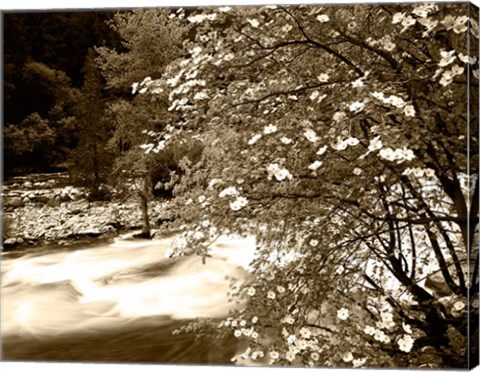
[2,2,480,369]
[3,10,177,180]
[3,10,120,176]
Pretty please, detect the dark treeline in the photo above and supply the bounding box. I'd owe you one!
[3,11,121,176]
[4,11,122,119]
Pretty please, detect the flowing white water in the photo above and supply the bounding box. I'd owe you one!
[1,233,256,340]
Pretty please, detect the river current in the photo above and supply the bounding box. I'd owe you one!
[1,232,256,363]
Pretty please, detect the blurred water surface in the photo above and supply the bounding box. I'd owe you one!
[1,233,256,363]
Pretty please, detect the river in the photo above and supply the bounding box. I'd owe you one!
[1,232,257,364]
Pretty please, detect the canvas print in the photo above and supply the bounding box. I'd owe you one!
[1,1,479,369]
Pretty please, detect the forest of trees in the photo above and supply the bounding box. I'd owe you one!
[3,10,202,200]
[3,3,479,368]
[4,12,118,175]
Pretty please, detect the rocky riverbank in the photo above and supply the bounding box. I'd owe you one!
[2,173,171,249]
[3,199,169,249]
[3,172,79,209]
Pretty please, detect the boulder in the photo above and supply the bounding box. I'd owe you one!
[70,194,82,201]
[69,201,89,214]
[76,229,102,237]
[3,237,21,248]
[59,194,71,202]
[102,225,116,233]
[36,195,51,204]
[5,197,24,208]
[4,238,17,245]
[47,198,62,207]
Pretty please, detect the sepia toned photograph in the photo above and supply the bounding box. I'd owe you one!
[1,1,479,369]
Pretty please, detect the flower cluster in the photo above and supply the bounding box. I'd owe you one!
[331,137,360,151]
[403,167,436,178]
[348,101,366,114]
[264,124,278,134]
[337,307,350,320]
[397,334,415,353]
[371,92,415,117]
[439,64,464,87]
[230,196,248,211]
[378,147,415,163]
[308,161,323,171]
[187,12,218,23]
[438,50,456,67]
[219,186,239,198]
[248,133,262,145]
[317,73,330,82]
[368,136,383,151]
[316,14,330,23]
[304,128,320,143]
[441,15,469,34]
[266,163,293,181]
[392,4,440,34]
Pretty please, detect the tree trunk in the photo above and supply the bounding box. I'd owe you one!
[140,194,150,237]
[92,144,100,194]
[139,174,151,239]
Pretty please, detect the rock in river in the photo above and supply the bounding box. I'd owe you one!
[5,197,24,208]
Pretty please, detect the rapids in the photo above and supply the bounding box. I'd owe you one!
[1,232,256,363]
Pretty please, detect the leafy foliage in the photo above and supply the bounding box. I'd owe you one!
[3,11,119,175]
[138,3,479,368]
[4,112,71,174]
[96,8,189,91]
[96,8,200,197]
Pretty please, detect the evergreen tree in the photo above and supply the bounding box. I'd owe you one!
[70,49,114,199]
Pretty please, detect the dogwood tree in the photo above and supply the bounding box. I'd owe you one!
[138,3,478,368]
